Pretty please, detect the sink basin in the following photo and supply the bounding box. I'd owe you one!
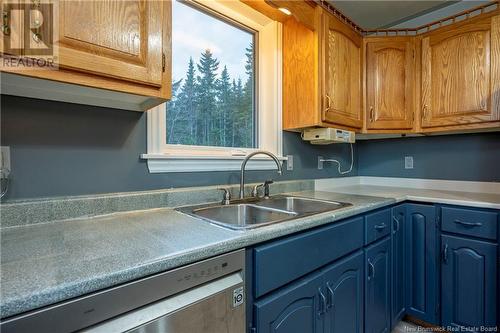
[177,195,351,230]
[255,196,350,215]
[190,204,297,230]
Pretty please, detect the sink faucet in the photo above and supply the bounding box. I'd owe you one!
[240,151,282,199]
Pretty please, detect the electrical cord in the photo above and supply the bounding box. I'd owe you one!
[321,143,353,175]
[0,168,10,199]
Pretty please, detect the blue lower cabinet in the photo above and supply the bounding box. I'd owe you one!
[441,235,498,331]
[391,205,406,327]
[253,270,325,333]
[323,251,364,333]
[365,237,391,333]
[405,203,438,324]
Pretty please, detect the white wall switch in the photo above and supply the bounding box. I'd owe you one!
[286,155,293,171]
[404,156,414,169]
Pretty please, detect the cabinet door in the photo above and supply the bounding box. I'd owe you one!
[421,15,500,128]
[322,12,363,129]
[391,205,406,326]
[405,204,438,324]
[323,251,364,333]
[254,271,325,333]
[58,0,164,86]
[365,237,391,333]
[366,38,414,130]
[441,235,497,330]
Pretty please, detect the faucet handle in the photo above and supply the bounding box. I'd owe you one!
[251,183,265,198]
[263,180,274,198]
[217,187,231,205]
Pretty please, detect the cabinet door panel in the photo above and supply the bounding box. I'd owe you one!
[441,235,497,330]
[391,205,406,326]
[366,39,414,129]
[323,14,363,129]
[254,271,324,333]
[405,204,438,324]
[365,237,391,333]
[421,16,500,127]
[58,0,163,85]
[323,251,364,333]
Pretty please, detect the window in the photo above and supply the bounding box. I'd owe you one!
[143,0,283,173]
[167,1,256,148]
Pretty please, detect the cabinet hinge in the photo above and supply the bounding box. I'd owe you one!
[162,52,166,72]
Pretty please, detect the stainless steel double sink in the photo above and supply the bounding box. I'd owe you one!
[177,195,352,230]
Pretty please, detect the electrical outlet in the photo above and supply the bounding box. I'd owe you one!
[286,155,293,171]
[0,146,11,174]
[404,156,414,169]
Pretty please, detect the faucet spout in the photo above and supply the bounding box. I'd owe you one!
[239,151,282,199]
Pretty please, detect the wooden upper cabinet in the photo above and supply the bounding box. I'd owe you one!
[1,0,171,111]
[421,14,500,129]
[322,13,363,129]
[58,0,163,86]
[365,38,415,130]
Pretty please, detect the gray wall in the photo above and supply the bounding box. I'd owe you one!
[0,95,357,200]
[358,133,500,182]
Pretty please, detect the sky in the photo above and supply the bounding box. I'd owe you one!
[172,1,254,83]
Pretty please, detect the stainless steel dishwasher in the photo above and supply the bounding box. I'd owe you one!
[1,250,246,333]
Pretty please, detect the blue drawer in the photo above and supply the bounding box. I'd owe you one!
[441,206,498,241]
[365,208,391,245]
[253,217,364,298]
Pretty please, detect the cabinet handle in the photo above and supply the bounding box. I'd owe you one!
[453,219,483,227]
[325,94,332,112]
[318,288,327,316]
[326,283,334,310]
[1,11,10,36]
[392,216,400,233]
[369,106,374,122]
[442,243,449,264]
[367,260,375,280]
[374,223,387,231]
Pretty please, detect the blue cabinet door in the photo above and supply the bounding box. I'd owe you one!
[323,251,364,333]
[441,235,498,330]
[365,237,391,333]
[254,270,325,333]
[391,205,406,327]
[405,203,438,324]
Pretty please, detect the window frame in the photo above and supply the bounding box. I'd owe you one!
[142,0,284,173]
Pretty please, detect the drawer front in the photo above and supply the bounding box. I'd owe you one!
[365,208,391,245]
[441,207,498,240]
[253,217,364,298]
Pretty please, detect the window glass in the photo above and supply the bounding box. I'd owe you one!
[167,0,256,148]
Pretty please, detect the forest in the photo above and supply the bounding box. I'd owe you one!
[166,43,255,148]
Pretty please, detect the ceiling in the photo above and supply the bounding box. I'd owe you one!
[328,1,460,29]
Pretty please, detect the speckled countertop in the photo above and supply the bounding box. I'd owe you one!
[0,191,393,319]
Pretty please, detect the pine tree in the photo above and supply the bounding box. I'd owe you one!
[242,42,254,147]
[166,78,184,144]
[196,49,219,146]
[217,66,232,147]
[177,57,198,142]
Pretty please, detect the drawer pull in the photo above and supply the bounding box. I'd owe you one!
[454,219,483,227]
[374,223,387,231]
